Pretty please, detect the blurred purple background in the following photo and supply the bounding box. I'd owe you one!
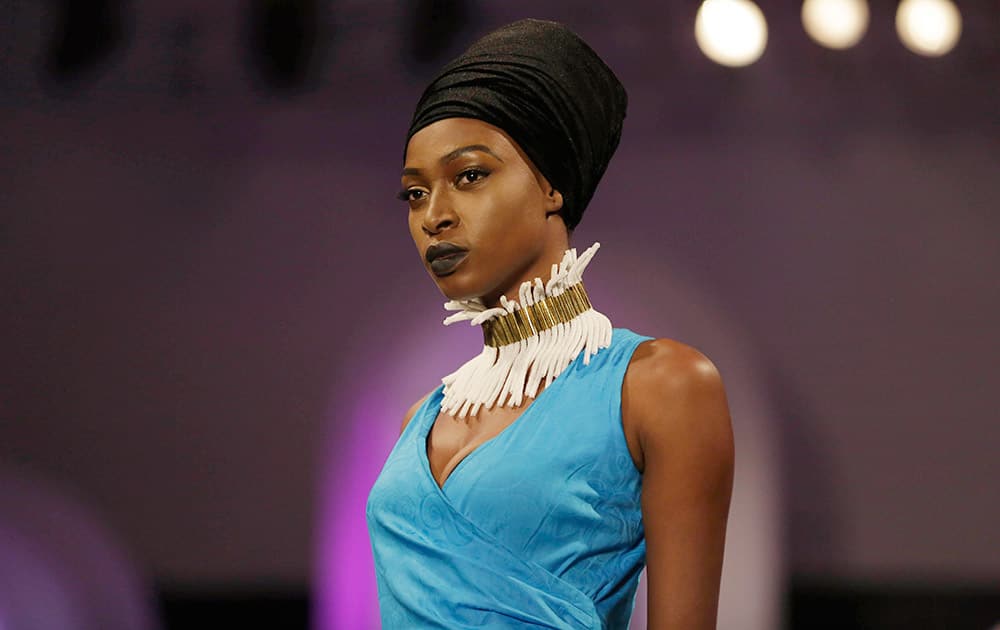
[1,1,997,628]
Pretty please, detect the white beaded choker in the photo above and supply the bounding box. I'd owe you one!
[438,242,613,418]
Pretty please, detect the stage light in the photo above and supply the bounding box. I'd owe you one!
[801,0,869,49]
[895,0,962,57]
[695,0,769,67]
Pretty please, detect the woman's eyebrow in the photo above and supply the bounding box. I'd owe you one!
[402,144,504,177]
[440,144,504,164]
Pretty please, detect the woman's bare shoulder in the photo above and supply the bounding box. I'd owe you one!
[624,336,729,437]
[628,337,719,381]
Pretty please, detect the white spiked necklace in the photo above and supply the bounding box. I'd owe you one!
[438,242,613,419]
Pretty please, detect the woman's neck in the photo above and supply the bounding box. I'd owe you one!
[437,242,613,418]
[479,238,573,310]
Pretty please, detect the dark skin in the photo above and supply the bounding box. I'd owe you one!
[398,117,735,629]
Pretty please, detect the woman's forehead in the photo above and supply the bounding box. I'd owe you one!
[404,118,520,165]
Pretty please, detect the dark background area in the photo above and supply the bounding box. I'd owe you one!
[1,1,997,628]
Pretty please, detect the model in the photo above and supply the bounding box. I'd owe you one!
[366,18,735,629]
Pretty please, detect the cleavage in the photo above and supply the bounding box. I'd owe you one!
[426,397,535,490]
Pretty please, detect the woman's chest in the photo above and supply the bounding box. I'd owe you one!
[425,401,535,490]
[420,387,641,503]
[427,399,644,558]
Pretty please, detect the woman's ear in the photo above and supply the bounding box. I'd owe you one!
[545,187,564,214]
[529,162,562,215]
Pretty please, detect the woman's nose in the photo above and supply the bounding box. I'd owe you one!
[422,192,459,234]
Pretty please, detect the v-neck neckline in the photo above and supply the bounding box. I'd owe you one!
[419,352,581,494]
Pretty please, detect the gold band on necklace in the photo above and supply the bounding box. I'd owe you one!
[482,282,593,347]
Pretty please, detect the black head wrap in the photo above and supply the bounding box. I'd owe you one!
[405,18,627,231]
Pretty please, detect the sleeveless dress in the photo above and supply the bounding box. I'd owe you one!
[366,327,653,629]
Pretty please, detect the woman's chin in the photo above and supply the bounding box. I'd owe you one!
[434,276,485,303]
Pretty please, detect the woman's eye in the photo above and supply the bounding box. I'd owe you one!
[397,188,426,203]
[457,169,489,186]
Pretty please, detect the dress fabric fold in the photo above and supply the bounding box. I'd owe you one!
[366,327,653,629]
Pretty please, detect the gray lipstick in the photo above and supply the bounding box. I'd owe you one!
[430,251,468,275]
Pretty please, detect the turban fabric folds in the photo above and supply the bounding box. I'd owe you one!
[405,18,628,231]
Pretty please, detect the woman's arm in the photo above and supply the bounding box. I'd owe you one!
[624,339,735,630]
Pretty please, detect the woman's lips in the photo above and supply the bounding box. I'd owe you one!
[430,251,469,276]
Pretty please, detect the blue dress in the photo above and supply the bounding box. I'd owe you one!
[366,327,653,629]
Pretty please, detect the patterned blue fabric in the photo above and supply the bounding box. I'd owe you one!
[366,327,653,629]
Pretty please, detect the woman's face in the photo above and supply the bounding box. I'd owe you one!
[400,117,564,306]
